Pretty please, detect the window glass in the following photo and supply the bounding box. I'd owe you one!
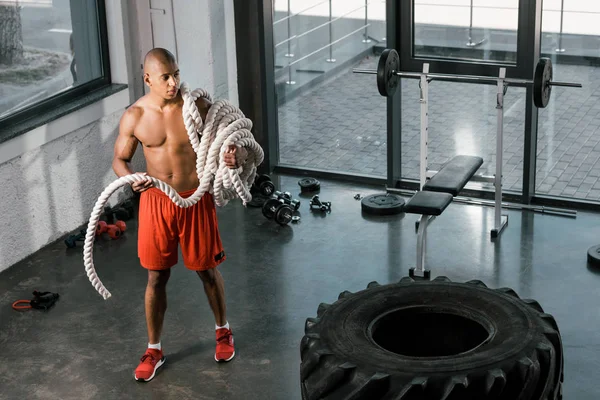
[0,0,103,120]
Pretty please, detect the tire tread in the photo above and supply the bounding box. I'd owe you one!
[300,279,564,400]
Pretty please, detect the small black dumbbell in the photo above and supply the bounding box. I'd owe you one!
[120,200,135,219]
[65,229,86,248]
[104,204,131,224]
[253,174,276,197]
[273,190,301,211]
[262,198,294,226]
[309,195,331,212]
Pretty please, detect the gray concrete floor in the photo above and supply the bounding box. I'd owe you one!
[1,174,600,399]
[278,54,600,201]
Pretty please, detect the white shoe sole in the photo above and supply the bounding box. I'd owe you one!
[134,356,166,382]
[215,351,235,363]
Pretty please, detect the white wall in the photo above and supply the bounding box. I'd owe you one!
[172,0,238,102]
[0,0,238,273]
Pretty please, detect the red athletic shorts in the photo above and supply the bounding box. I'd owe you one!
[137,187,226,271]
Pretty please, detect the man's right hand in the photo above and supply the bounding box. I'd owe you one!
[131,173,154,193]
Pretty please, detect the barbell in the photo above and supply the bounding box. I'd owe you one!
[353,48,582,108]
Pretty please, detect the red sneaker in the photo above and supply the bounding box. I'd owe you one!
[134,348,165,382]
[215,328,235,362]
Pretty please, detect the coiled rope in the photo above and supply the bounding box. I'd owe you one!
[83,83,264,300]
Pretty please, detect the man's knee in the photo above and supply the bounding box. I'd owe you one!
[197,268,219,285]
[148,269,171,288]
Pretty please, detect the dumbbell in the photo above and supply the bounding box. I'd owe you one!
[310,195,332,212]
[105,203,133,222]
[253,174,276,197]
[273,190,301,211]
[96,220,126,239]
[262,198,294,226]
[64,229,86,248]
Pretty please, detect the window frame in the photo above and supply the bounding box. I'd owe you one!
[0,0,111,139]
[399,0,540,82]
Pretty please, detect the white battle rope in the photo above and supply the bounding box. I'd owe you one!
[83,83,264,299]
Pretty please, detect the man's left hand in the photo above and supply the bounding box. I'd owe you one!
[223,145,238,168]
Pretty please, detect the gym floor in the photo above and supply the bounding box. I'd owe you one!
[1,174,600,400]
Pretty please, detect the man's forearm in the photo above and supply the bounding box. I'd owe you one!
[112,158,135,178]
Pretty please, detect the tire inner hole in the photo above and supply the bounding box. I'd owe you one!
[371,307,490,357]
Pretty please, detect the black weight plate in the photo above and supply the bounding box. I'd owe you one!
[275,205,293,225]
[534,58,552,109]
[247,194,268,208]
[262,198,280,219]
[377,49,400,97]
[261,180,275,196]
[587,244,600,266]
[298,177,321,192]
[361,193,405,215]
[254,174,272,188]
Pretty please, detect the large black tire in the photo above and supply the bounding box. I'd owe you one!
[300,277,563,400]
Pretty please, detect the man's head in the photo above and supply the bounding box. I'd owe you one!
[143,48,180,99]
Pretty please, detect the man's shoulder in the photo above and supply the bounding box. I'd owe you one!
[122,99,146,122]
[119,100,146,135]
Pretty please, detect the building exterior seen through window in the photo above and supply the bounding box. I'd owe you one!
[0,0,103,122]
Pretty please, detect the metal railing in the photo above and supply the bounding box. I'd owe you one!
[273,0,330,25]
[412,0,600,53]
[556,0,566,53]
[275,0,373,85]
[285,24,370,84]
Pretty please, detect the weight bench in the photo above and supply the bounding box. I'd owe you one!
[404,155,483,279]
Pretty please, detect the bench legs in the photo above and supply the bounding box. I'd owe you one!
[409,214,433,280]
[492,70,509,238]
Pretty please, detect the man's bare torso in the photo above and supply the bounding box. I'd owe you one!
[127,93,210,193]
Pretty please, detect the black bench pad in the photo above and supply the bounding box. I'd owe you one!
[423,155,483,196]
[404,191,454,216]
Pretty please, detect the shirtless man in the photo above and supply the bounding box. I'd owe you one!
[112,48,239,382]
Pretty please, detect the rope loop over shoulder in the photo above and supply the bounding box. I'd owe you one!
[83,83,263,299]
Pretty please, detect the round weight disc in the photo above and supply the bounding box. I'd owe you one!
[247,194,268,208]
[534,58,552,108]
[254,174,271,187]
[262,198,280,219]
[298,177,321,193]
[587,244,600,266]
[261,180,275,196]
[361,193,405,216]
[275,205,293,226]
[377,49,400,97]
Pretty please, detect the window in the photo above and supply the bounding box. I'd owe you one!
[0,0,110,137]
[273,0,388,178]
[413,0,520,64]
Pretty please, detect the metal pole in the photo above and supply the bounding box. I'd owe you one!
[556,0,565,53]
[387,188,577,218]
[285,0,294,57]
[326,0,336,62]
[466,0,485,47]
[352,68,583,88]
[286,64,295,85]
[381,0,386,41]
[466,0,474,46]
[362,0,371,43]
[420,63,429,189]
[492,69,508,238]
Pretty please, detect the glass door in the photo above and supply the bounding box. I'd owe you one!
[272,0,389,179]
